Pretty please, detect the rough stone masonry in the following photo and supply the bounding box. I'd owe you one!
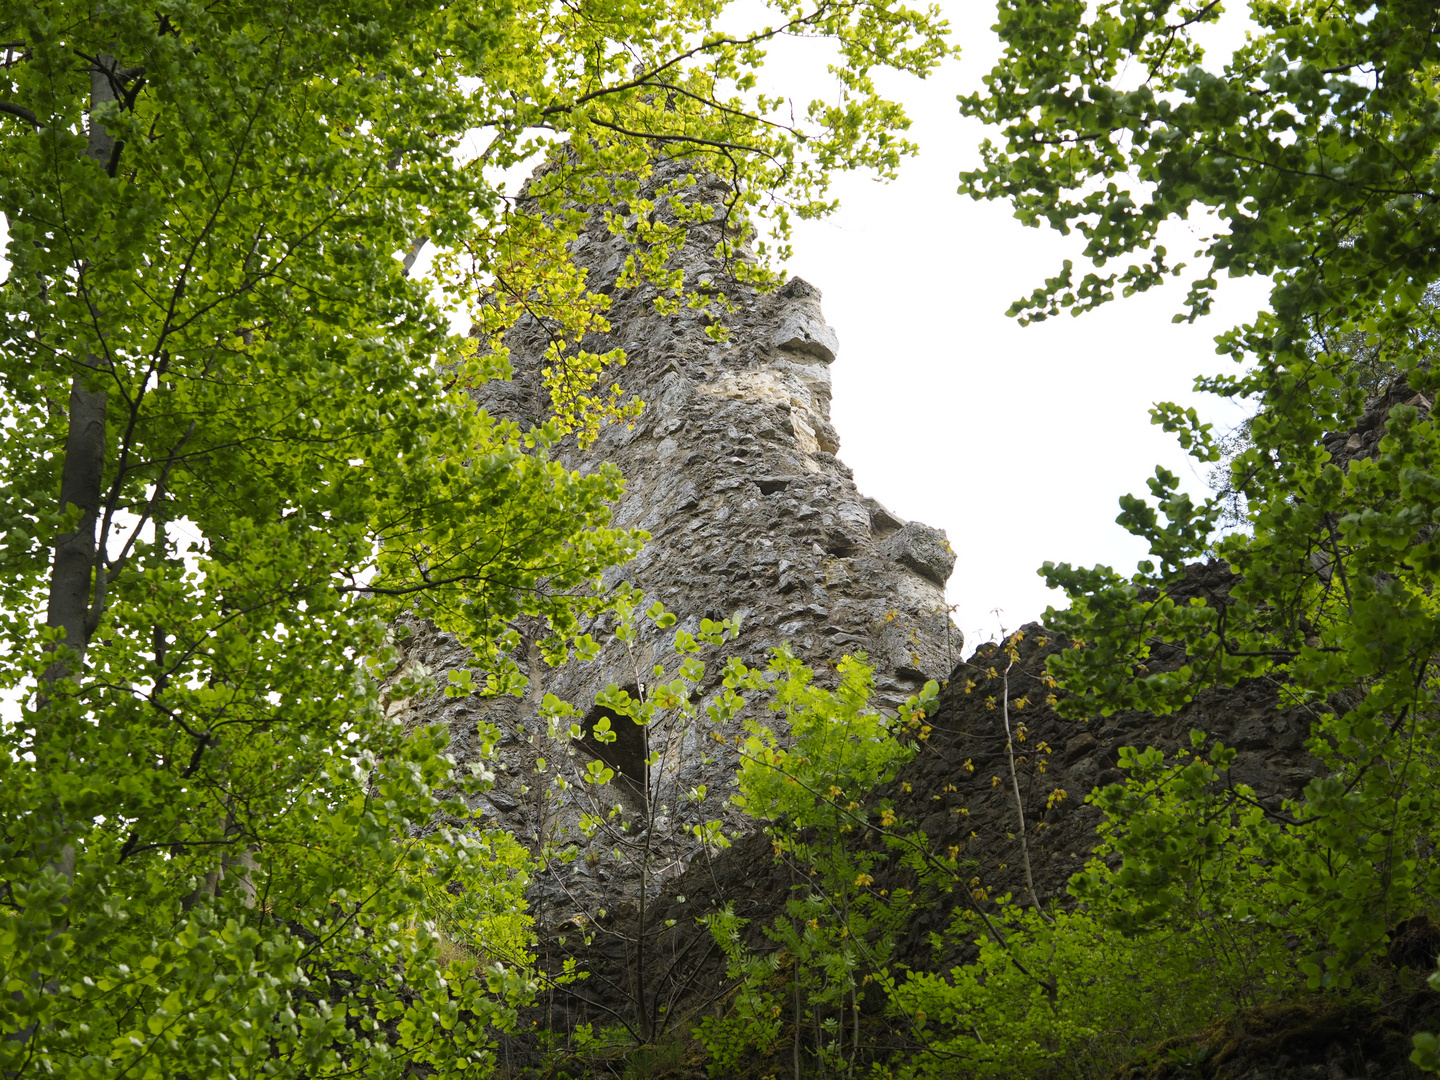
[389,161,963,923]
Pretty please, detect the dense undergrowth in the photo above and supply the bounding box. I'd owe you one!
[418,628,1440,1080]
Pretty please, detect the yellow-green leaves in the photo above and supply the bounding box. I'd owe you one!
[711,649,932,1075]
[1,0,950,1070]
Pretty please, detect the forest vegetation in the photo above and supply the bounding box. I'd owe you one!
[4,0,1440,1077]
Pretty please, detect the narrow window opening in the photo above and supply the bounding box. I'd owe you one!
[579,684,648,807]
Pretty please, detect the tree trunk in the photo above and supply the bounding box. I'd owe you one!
[793,955,802,1080]
[635,810,652,1041]
[44,379,106,675]
[13,52,119,1056]
[43,54,116,687]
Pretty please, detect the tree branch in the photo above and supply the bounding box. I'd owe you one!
[0,100,37,128]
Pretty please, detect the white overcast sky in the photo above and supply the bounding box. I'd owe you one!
[749,0,1270,646]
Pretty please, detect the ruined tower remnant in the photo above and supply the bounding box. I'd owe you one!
[392,161,962,919]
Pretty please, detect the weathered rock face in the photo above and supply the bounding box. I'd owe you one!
[391,160,962,923]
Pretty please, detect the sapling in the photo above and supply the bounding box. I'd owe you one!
[519,592,741,1044]
[702,649,941,1078]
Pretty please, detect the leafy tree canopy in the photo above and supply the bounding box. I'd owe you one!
[0,0,949,1073]
[964,0,1440,991]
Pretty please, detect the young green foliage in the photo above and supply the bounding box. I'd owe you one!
[891,902,1249,1080]
[964,0,1440,1000]
[887,732,1298,1080]
[703,650,940,1077]
[416,829,537,971]
[0,0,953,1070]
[517,593,741,1045]
[1069,734,1295,984]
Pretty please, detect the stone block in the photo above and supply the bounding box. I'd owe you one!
[771,308,839,363]
[880,520,956,587]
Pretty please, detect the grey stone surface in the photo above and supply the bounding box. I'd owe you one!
[388,160,961,923]
[880,520,957,588]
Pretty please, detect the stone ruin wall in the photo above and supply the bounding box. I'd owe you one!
[377,166,1434,1080]
[389,162,963,922]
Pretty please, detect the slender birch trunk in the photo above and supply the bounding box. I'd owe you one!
[43,54,115,688]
